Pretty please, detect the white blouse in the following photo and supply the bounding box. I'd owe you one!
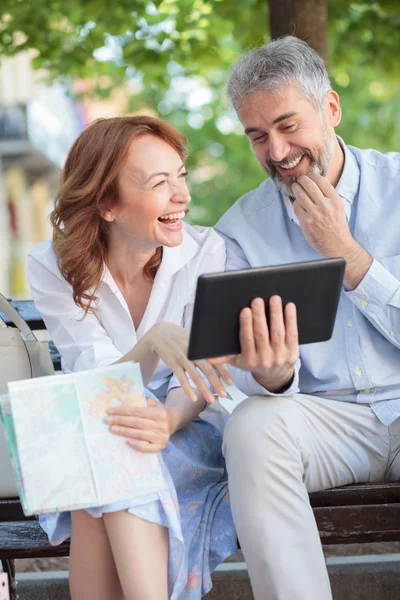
[28,223,226,398]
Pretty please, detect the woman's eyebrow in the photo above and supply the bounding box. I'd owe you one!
[143,163,185,185]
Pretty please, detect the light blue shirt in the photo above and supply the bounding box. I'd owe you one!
[216,139,400,426]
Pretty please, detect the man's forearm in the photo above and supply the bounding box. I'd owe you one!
[327,239,372,291]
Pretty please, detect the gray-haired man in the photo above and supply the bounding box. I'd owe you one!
[215,36,400,600]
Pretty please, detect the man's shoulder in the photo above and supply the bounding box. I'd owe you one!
[350,144,400,175]
[216,178,277,231]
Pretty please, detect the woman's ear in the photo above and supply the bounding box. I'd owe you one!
[100,207,115,222]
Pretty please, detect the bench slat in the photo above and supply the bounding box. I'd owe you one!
[316,503,400,545]
[0,521,69,559]
[310,482,400,507]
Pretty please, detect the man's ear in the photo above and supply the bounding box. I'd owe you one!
[326,90,342,128]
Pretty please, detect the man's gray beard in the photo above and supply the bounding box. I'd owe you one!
[271,132,335,201]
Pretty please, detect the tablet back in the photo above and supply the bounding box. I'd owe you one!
[188,257,345,360]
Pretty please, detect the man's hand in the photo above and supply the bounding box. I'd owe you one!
[212,296,299,393]
[292,172,372,290]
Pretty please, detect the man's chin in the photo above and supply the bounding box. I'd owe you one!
[273,172,303,198]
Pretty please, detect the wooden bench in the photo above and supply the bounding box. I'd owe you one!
[1,300,400,600]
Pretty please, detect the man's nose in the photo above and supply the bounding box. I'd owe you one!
[268,134,291,163]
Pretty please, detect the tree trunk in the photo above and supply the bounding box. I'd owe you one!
[268,0,328,66]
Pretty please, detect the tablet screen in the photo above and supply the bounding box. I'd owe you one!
[188,257,345,360]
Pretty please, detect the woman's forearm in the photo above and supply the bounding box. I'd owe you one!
[165,387,206,435]
[114,336,160,386]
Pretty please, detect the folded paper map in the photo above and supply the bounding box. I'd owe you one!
[0,362,164,516]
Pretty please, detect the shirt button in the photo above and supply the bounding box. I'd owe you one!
[389,330,396,338]
[363,388,371,394]
[347,320,354,328]
[355,367,362,376]
[360,299,368,308]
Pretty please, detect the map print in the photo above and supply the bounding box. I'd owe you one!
[1,362,164,516]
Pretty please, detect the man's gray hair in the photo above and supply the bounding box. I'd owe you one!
[227,36,332,111]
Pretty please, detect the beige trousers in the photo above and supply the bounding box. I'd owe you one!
[222,394,400,600]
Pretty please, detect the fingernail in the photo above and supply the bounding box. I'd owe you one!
[219,389,227,397]
[111,425,119,433]
[104,416,112,424]
[107,408,115,414]
[208,394,215,403]
[226,377,233,386]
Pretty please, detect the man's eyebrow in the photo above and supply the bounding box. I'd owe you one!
[272,111,298,125]
[244,112,298,135]
[143,163,185,184]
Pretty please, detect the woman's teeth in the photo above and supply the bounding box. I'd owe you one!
[158,211,186,221]
[280,155,303,170]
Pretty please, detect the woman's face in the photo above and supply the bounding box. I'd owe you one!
[104,134,191,250]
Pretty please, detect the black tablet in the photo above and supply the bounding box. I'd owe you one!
[188,257,345,360]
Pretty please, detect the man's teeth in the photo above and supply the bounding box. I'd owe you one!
[159,211,186,221]
[280,155,303,170]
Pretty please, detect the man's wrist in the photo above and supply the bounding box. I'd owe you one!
[325,239,372,291]
[252,366,295,394]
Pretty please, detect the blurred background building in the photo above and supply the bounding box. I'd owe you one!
[0,52,84,298]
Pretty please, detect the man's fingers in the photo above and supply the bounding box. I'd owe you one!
[307,171,336,198]
[292,182,317,214]
[251,297,270,356]
[284,302,299,358]
[238,307,257,365]
[296,175,326,205]
[268,295,286,350]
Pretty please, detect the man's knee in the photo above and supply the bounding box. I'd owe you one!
[222,394,295,460]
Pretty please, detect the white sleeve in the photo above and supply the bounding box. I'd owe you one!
[28,254,122,372]
[167,233,226,393]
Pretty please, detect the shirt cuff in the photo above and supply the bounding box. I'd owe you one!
[345,259,400,311]
[233,358,300,397]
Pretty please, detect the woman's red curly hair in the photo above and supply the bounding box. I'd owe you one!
[50,115,188,314]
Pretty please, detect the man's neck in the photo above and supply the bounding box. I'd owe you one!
[327,136,345,188]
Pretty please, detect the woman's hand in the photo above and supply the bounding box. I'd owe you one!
[124,322,232,403]
[105,398,173,453]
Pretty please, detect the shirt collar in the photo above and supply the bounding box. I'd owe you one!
[283,136,360,226]
[101,222,199,290]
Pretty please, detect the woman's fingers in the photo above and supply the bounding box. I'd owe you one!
[126,439,164,453]
[195,359,227,398]
[214,363,233,386]
[110,424,162,442]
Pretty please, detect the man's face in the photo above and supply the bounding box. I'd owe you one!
[237,85,336,199]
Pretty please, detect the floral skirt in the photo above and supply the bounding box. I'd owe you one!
[39,391,237,599]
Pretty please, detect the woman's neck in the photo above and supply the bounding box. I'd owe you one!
[106,234,158,288]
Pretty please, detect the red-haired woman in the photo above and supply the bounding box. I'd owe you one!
[28,116,237,600]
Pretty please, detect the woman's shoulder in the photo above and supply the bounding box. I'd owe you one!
[28,240,56,266]
[28,241,63,284]
[182,223,225,255]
